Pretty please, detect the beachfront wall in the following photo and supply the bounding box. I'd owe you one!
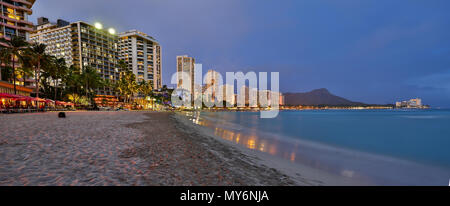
[0,81,33,96]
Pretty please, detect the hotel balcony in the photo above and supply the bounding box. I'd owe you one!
[0,0,35,15]
[1,13,33,26]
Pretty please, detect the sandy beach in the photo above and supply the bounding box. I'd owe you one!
[0,111,298,186]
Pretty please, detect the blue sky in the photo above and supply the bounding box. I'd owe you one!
[31,0,450,107]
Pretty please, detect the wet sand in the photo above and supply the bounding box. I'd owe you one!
[173,112,366,186]
[0,111,294,185]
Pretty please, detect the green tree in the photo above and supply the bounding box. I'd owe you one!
[115,70,137,103]
[81,66,103,105]
[117,60,129,73]
[139,80,153,97]
[0,47,11,81]
[24,43,51,98]
[64,65,83,96]
[0,36,29,94]
[51,58,68,100]
[0,47,12,81]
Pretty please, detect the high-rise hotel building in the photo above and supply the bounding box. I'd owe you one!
[0,0,35,93]
[0,0,35,40]
[31,18,120,95]
[29,18,72,65]
[176,55,196,102]
[118,30,162,90]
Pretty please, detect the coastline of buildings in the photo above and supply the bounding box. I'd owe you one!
[29,17,163,95]
[281,105,393,110]
[0,1,434,112]
[0,0,164,110]
[175,66,429,111]
[175,58,285,109]
[1,2,164,109]
[395,98,429,109]
[30,19,120,95]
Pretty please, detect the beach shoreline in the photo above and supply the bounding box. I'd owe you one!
[172,112,367,186]
[0,111,372,185]
[0,111,295,185]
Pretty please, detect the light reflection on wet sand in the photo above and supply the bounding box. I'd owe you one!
[183,111,450,185]
[184,111,367,183]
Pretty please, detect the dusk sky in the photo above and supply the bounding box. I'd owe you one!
[31,0,450,107]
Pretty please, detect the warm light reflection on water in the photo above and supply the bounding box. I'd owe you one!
[182,111,450,185]
[186,111,288,160]
[183,111,366,182]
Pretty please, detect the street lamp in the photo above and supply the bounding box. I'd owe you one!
[108,28,116,35]
[94,22,103,30]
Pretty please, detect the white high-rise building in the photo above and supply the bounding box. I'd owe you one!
[31,19,121,95]
[30,18,72,65]
[118,30,162,90]
[176,55,195,102]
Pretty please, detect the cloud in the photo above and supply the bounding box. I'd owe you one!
[29,0,450,107]
[408,70,450,92]
[31,0,250,85]
[350,21,436,57]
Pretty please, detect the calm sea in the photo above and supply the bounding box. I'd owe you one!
[187,109,450,185]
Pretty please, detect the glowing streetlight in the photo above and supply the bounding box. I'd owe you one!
[108,28,116,35]
[94,22,103,29]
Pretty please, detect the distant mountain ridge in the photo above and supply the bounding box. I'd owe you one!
[284,88,365,106]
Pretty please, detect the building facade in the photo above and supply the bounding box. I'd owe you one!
[396,98,423,108]
[0,80,32,96]
[0,0,35,40]
[118,30,162,90]
[176,55,195,102]
[31,19,120,95]
[30,18,72,65]
[1,0,36,92]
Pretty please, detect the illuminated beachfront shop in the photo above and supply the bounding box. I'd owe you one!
[0,81,33,97]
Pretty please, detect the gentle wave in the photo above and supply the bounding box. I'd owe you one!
[194,110,450,185]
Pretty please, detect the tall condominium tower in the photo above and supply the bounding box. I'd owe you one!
[176,55,195,101]
[31,19,120,95]
[0,0,35,40]
[0,0,35,92]
[118,30,162,90]
[30,18,72,65]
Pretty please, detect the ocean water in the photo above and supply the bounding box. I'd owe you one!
[187,109,450,185]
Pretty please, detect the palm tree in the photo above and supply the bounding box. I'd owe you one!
[16,62,33,87]
[139,80,153,97]
[52,58,68,100]
[115,76,126,102]
[115,70,138,103]
[126,72,138,103]
[63,65,84,103]
[0,48,12,81]
[25,43,50,98]
[64,65,83,97]
[117,60,129,73]
[81,66,103,105]
[0,36,29,94]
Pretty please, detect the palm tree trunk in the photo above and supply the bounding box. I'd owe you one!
[12,55,16,95]
[36,61,40,98]
[86,82,88,97]
[54,79,58,100]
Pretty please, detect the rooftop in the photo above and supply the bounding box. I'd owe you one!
[118,29,157,43]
